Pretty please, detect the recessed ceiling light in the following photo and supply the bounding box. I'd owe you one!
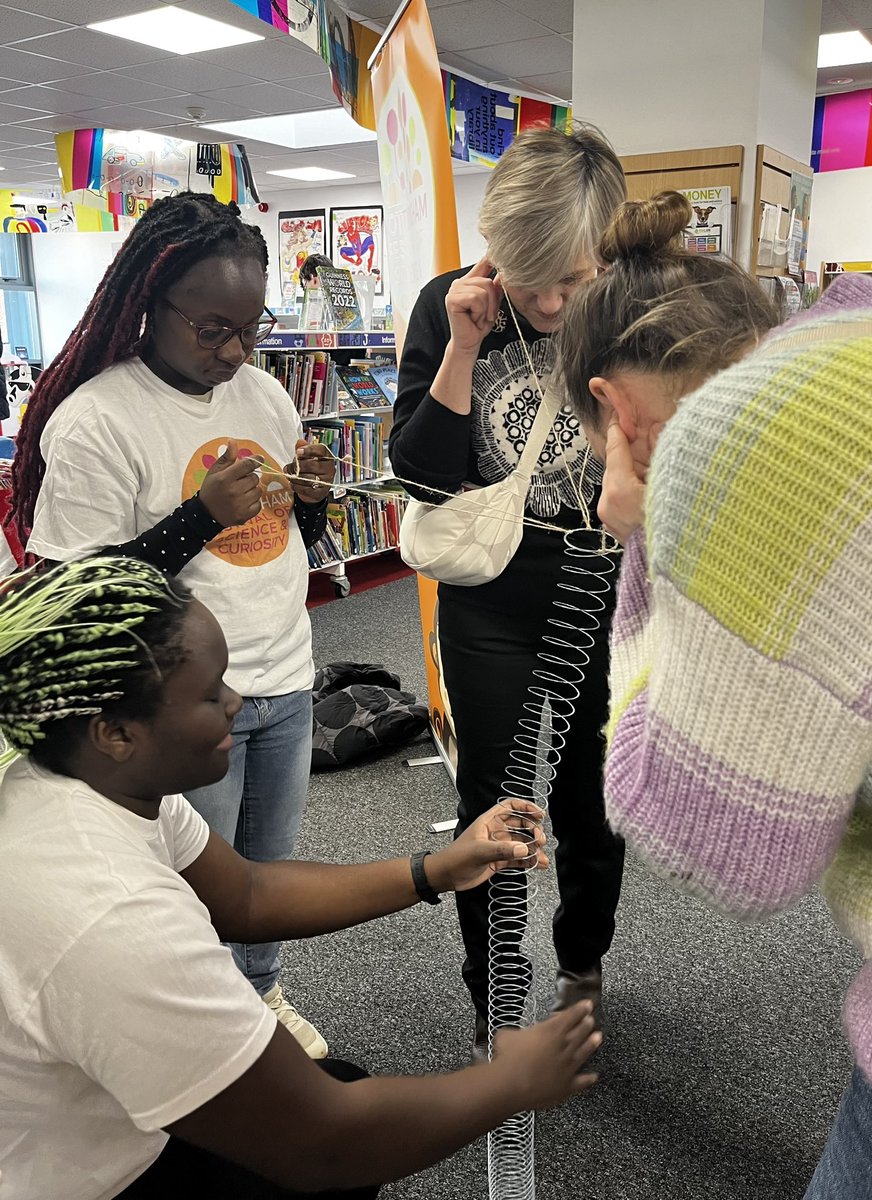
[87,5,263,55]
[828,75,855,84]
[818,31,872,69]
[202,109,377,150]
[267,166,356,181]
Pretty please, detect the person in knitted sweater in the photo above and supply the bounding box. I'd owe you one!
[559,192,872,1198]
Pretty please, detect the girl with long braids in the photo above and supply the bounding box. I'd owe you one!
[11,192,335,1056]
[0,556,600,1200]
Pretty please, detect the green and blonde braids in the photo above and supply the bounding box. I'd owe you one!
[0,557,191,769]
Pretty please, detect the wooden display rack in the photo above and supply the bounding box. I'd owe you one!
[619,144,743,248]
[753,145,813,277]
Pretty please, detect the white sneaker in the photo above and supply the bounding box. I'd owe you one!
[262,984,328,1059]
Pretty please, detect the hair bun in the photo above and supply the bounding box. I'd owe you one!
[598,191,692,264]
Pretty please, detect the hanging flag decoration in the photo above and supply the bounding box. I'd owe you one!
[443,68,572,167]
[54,130,260,219]
[229,0,573,149]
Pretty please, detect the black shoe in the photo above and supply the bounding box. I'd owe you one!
[549,966,604,1029]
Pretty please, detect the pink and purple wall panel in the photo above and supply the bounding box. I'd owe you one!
[812,89,872,172]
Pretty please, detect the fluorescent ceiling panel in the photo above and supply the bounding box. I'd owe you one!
[818,31,872,68]
[267,166,355,180]
[88,6,264,55]
[202,108,377,150]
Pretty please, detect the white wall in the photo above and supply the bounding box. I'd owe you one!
[453,172,489,266]
[806,167,872,275]
[572,0,820,268]
[31,232,122,364]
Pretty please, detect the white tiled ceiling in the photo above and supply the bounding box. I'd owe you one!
[0,1,858,195]
[819,0,872,92]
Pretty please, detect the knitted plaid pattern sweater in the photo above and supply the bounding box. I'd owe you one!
[605,308,872,1075]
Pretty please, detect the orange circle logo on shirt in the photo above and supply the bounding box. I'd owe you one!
[181,437,294,569]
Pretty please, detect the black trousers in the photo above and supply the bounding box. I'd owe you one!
[438,579,625,1022]
[118,1059,380,1199]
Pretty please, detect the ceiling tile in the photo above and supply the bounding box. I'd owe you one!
[466,35,573,78]
[0,122,58,145]
[13,28,172,70]
[429,0,547,53]
[192,80,314,112]
[0,151,56,165]
[437,52,493,80]
[2,0,133,22]
[514,71,572,101]
[145,94,265,123]
[0,97,53,122]
[342,1,398,17]
[117,56,260,92]
[497,0,573,35]
[276,71,337,105]
[0,5,74,40]
[59,72,187,105]
[192,35,326,82]
[22,106,179,134]
[0,45,99,84]
[1,84,123,116]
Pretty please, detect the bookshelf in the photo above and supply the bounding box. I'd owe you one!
[254,331,401,598]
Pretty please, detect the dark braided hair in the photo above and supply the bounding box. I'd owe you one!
[10,192,268,543]
[0,556,191,772]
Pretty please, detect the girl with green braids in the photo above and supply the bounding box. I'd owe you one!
[0,556,600,1200]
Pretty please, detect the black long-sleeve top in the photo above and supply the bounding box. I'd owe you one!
[389,268,613,619]
[105,493,328,577]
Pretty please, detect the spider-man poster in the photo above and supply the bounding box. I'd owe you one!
[330,206,384,295]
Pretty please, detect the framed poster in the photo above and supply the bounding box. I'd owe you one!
[330,205,384,295]
[278,209,326,300]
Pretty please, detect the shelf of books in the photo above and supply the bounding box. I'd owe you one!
[253,330,405,597]
[307,485,409,596]
[252,348,397,421]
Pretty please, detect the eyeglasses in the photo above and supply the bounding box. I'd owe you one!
[164,299,277,350]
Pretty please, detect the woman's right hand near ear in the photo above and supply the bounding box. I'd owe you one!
[445,255,504,357]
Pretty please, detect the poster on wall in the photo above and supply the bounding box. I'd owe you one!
[278,209,326,300]
[330,205,384,295]
[678,185,732,257]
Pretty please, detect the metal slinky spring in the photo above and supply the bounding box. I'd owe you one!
[486,529,618,1200]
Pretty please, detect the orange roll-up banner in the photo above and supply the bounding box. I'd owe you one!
[371,0,461,779]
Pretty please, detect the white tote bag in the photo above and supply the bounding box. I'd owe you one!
[398,375,564,587]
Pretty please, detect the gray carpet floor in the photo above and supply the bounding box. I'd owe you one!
[280,575,860,1200]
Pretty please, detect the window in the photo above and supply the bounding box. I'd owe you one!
[0,234,42,364]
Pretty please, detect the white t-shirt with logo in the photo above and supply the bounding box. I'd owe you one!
[0,757,276,1200]
[28,358,313,697]
[0,528,15,577]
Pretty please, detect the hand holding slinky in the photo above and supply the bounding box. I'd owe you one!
[425,799,548,893]
[199,438,262,528]
[285,439,335,505]
[444,255,504,355]
[491,1002,601,1109]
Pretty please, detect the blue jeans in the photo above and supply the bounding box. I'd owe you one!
[185,690,313,996]
[804,1067,872,1198]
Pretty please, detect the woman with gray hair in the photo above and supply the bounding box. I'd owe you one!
[389,123,627,1055]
